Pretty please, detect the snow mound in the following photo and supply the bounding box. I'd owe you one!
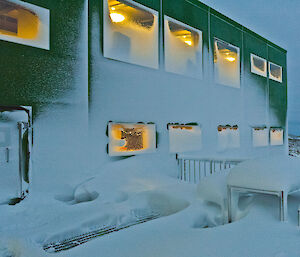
[196,171,230,225]
[196,170,253,226]
[228,155,300,192]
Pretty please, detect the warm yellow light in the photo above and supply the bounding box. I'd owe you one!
[110,12,125,23]
[111,7,116,10]
[225,57,236,62]
[184,40,192,46]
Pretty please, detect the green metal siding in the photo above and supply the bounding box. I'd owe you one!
[210,13,242,49]
[268,46,287,127]
[0,0,85,118]
[163,0,208,46]
[134,0,160,11]
[243,32,268,124]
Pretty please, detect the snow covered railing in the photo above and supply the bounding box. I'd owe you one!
[176,155,243,183]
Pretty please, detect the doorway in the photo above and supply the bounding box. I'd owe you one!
[0,106,32,204]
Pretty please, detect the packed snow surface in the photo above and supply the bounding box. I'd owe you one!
[1,154,300,257]
[228,155,300,192]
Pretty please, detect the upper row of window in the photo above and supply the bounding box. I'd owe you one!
[0,0,283,86]
[103,0,283,88]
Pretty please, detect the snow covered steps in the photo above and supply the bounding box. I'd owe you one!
[43,212,160,253]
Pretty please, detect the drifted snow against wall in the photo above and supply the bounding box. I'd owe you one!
[0,0,287,195]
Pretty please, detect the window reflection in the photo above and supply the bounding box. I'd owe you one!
[269,62,282,83]
[104,0,159,69]
[164,16,202,78]
[0,0,39,39]
[251,54,267,77]
[214,39,240,88]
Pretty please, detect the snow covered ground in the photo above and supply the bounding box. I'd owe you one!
[289,135,300,157]
[1,152,300,257]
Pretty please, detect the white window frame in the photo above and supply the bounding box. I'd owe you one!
[213,38,241,88]
[164,15,203,78]
[268,61,283,83]
[103,0,159,69]
[250,53,267,77]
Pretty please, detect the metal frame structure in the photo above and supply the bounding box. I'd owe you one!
[176,155,243,183]
[227,185,300,222]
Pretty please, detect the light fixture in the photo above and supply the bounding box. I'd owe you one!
[110,12,125,23]
[184,40,192,46]
[225,56,236,62]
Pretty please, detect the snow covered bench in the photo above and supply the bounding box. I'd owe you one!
[227,156,300,222]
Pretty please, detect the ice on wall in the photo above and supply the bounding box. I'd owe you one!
[0,0,50,50]
[103,0,159,69]
[252,127,268,147]
[164,16,202,78]
[168,124,202,153]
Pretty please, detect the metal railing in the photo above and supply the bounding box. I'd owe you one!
[176,156,243,183]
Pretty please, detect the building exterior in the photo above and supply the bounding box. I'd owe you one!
[0,0,287,201]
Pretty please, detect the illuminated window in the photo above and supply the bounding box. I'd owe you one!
[270,128,284,146]
[252,127,268,147]
[214,38,240,88]
[0,0,49,49]
[164,16,202,78]
[104,0,158,69]
[217,125,240,150]
[108,122,156,156]
[251,54,267,77]
[269,62,282,83]
[168,124,202,153]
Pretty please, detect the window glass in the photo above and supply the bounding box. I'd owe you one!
[104,0,159,69]
[251,54,267,77]
[252,127,268,147]
[164,16,202,78]
[269,62,282,82]
[0,0,49,49]
[108,122,156,156]
[270,128,284,145]
[217,125,240,150]
[168,124,202,153]
[214,38,240,88]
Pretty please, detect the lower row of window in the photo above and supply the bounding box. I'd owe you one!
[107,122,284,156]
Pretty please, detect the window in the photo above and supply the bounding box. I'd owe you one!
[0,0,49,50]
[103,0,159,69]
[168,124,202,153]
[252,127,268,147]
[251,54,267,77]
[108,122,156,156]
[214,38,240,88]
[270,128,284,146]
[217,125,240,150]
[164,16,202,78]
[269,62,282,83]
